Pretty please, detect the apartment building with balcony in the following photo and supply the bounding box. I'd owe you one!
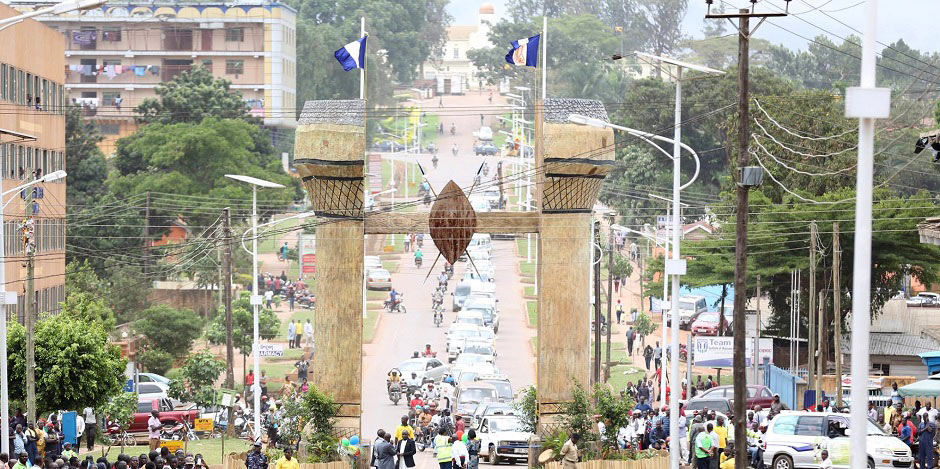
[10,0,297,154]
[0,2,68,323]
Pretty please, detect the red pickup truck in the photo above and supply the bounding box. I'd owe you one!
[123,398,199,434]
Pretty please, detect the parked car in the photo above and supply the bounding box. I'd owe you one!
[907,292,940,307]
[137,372,171,385]
[464,297,499,332]
[482,189,502,208]
[476,414,533,465]
[762,411,911,469]
[452,280,477,312]
[683,397,733,418]
[691,312,729,336]
[396,357,449,384]
[474,142,499,156]
[673,295,708,329]
[454,382,500,418]
[469,402,514,429]
[446,324,483,361]
[135,382,169,401]
[364,255,382,274]
[127,398,199,434]
[695,385,775,410]
[366,268,392,290]
[372,140,405,152]
[474,375,512,403]
[475,126,494,141]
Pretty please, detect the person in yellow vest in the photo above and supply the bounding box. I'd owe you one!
[714,416,729,459]
[275,448,299,469]
[434,427,453,469]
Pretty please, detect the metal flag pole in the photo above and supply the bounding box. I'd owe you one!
[541,16,547,99]
[360,17,366,101]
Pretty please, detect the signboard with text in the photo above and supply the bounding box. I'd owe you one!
[193,418,214,432]
[256,343,284,357]
[692,337,773,368]
[299,234,316,276]
[369,153,383,194]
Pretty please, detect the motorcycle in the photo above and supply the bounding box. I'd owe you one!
[415,256,423,268]
[433,308,444,327]
[432,154,439,169]
[161,421,198,441]
[444,264,453,279]
[415,424,436,451]
[450,124,456,136]
[665,343,688,362]
[388,383,402,405]
[384,295,407,313]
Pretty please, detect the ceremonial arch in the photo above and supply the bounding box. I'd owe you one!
[293,98,615,436]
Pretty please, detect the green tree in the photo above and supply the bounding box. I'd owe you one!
[60,292,116,331]
[205,292,280,380]
[512,385,538,433]
[135,67,251,125]
[7,315,126,413]
[136,305,203,358]
[100,392,138,435]
[109,117,296,230]
[138,349,173,376]
[559,381,593,441]
[635,0,688,60]
[168,350,225,408]
[633,312,657,338]
[65,105,108,208]
[592,384,633,449]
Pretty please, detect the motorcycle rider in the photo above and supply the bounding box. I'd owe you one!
[432,289,444,309]
[422,344,435,358]
[388,288,400,311]
[452,143,458,156]
[438,271,448,289]
[425,383,440,401]
[409,392,425,410]
[414,248,423,267]
[387,368,402,390]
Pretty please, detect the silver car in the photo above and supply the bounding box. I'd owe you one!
[396,357,449,384]
[763,411,911,469]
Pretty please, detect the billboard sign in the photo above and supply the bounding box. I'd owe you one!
[692,337,773,368]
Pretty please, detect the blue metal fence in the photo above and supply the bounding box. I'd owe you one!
[763,359,799,410]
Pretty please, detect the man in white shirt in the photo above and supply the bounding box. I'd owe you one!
[451,435,469,469]
[148,410,162,451]
[868,402,879,422]
[82,406,97,451]
[303,320,314,349]
[264,289,274,309]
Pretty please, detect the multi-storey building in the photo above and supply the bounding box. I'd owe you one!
[0,2,67,322]
[10,0,297,154]
[422,3,497,95]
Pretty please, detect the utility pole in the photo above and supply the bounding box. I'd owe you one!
[753,274,761,384]
[816,290,825,406]
[808,221,817,400]
[144,191,151,276]
[592,221,602,385]
[221,207,235,436]
[605,216,614,381]
[24,187,35,423]
[704,3,790,467]
[833,223,843,407]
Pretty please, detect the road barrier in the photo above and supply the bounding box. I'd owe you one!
[543,457,668,469]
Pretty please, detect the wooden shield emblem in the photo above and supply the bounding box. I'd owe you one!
[429,180,477,264]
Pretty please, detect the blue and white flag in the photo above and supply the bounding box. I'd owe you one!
[505,34,540,67]
[335,36,367,71]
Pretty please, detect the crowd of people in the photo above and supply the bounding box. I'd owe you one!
[258,271,310,313]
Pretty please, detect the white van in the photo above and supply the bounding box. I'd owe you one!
[468,234,492,251]
[674,295,708,329]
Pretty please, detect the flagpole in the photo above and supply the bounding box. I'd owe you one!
[360,16,366,101]
[541,15,547,99]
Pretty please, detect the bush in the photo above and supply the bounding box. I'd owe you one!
[168,350,225,408]
[513,386,537,434]
[560,381,593,442]
[138,348,173,375]
[136,305,203,358]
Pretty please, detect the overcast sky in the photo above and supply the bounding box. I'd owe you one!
[448,0,938,54]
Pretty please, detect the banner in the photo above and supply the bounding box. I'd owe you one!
[256,343,284,357]
[692,337,773,368]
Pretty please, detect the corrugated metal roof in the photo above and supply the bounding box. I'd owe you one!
[842,332,940,356]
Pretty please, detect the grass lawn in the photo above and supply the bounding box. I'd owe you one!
[383,260,399,273]
[367,291,387,301]
[120,437,251,465]
[258,217,301,255]
[363,309,380,343]
[608,364,648,391]
[524,286,535,297]
[520,261,535,278]
[260,361,296,381]
[279,307,315,336]
[516,238,529,256]
[526,301,537,328]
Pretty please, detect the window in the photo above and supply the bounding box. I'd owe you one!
[79,58,97,84]
[795,416,825,436]
[103,27,121,42]
[102,59,121,67]
[102,92,121,106]
[225,60,244,75]
[164,28,193,51]
[770,415,798,435]
[0,64,5,101]
[98,123,120,135]
[225,28,244,42]
[872,363,890,376]
[16,69,23,104]
[78,27,97,50]
[453,47,459,59]
[25,73,32,105]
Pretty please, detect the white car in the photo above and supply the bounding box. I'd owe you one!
[367,268,392,290]
[454,310,486,328]
[907,292,939,307]
[135,381,169,400]
[482,189,502,209]
[476,126,494,141]
[396,357,449,384]
[762,411,911,469]
[446,325,483,362]
[137,372,171,385]
[364,255,382,274]
[477,415,533,465]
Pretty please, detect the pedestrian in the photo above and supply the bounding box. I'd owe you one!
[303,319,314,349]
[479,114,484,126]
[451,434,468,469]
[245,441,267,469]
[44,423,61,461]
[371,431,386,469]
[653,342,662,370]
[614,276,621,294]
[147,411,161,451]
[694,422,714,469]
[274,448,297,469]
[24,423,38,464]
[919,419,935,469]
[396,430,415,469]
[13,426,25,463]
[294,357,309,383]
[434,427,452,469]
[559,433,579,469]
[466,430,480,469]
[615,301,623,324]
[12,453,27,469]
[287,286,295,312]
[643,345,653,370]
[259,370,268,396]
[287,320,296,349]
[631,308,638,323]
[264,289,273,309]
[625,326,635,357]
[375,433,396,469]
[279,242,288,261]
[82,406,96,453]
[404,235,411,252]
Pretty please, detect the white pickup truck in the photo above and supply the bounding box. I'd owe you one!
[477,414,534,465]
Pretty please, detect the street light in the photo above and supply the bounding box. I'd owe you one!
[0,0,106,31]
[223,174,284,441]
[0,169,66,454]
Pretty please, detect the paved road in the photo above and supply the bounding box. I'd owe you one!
[361,90,535,468]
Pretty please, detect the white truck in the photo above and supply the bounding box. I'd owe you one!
[476,414,534,465]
